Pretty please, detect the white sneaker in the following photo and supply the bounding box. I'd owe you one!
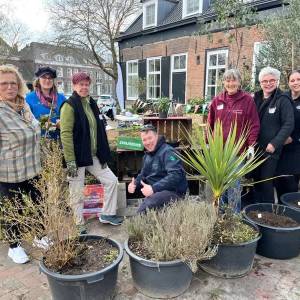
[33,236,52,250]
[8,246,30,264]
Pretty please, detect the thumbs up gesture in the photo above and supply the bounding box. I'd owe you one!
[141,180,154,197]
[128,177,136,194]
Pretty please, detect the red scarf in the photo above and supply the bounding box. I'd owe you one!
[36,88,57,109]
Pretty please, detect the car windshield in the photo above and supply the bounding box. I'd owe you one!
[100,96,111,100]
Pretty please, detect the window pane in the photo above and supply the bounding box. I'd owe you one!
[146,4,155,25]
[155,59,160,72]
[180,56,186,69]
[218,53,226,66]
[149,60,155,72]
[209,54,217,67]
[187,0,199,14]
[207,69,216,85]
[132,62,138,73]
[174,56,180,69]
[207,86,216,99]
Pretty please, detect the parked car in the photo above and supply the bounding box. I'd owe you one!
[97,95,116,121]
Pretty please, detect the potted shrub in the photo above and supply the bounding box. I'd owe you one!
[180,121,265,278]
[125,199,217,298]
[0,140,123,300]
[156,97,170,118]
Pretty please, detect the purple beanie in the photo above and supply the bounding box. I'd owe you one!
[72,72,91,84]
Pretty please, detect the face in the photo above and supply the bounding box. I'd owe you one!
[0,72,19,101]
[39,74,54,90]
[141,130,159,152]
[288,72,300,94]
[73,80,90,97]
[223,78,240,95]
[260,74,278,95]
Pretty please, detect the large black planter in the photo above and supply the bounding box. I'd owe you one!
[159,111,168,119]
[280,192,300,212]
[244,203,300,259]
[125,239,192,299]
[40,235,123,300]
[199,220,261,278]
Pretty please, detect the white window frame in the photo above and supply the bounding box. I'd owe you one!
[57,67,63,78]
[67,68,72,77]
[143,0,158,29]
[126,60,139,100]
[66,81,72,94]
[205,49,229,98]
[147,56,161,100]
[55,54,63,62]
[170,53,188,102]
[182,0,203,18]
[74,68,79,74]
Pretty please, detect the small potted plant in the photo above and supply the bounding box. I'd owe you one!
[180,121,265,278]
[0,140,123,300]
[156,97,170,118]
[124,199,217,298]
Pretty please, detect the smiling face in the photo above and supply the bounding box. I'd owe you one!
[73,80,90,97]
[223,78,240,95]
[141,130,159,152]
[288,72,300,97]
[0,72,19,101]
[39,74,54,90]
[260,74,278,97]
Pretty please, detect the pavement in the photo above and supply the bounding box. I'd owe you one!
[0,219,299,300]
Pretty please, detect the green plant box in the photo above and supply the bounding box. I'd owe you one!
[117,136,144,151]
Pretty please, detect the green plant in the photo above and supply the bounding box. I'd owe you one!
[156,97,171,113]
[125,199,217,272]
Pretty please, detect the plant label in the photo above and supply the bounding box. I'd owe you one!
[258,213,262,218]
[298,201,300,206]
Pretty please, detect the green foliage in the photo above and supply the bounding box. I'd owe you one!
[180,121,266,206]
[156,97,171,113]
[125,199,217,272]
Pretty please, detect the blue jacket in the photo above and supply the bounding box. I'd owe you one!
[135,136,188,195]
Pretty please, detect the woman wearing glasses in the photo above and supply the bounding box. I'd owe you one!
[26,67,66,139]
[253,67,294,203]
[0,65,41,264]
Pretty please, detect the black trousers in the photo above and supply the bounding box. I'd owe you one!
[0,177,40,248]
[274,175,300,202]
[253,156,278,203]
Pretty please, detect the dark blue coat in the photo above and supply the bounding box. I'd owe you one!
[135,136,188,195]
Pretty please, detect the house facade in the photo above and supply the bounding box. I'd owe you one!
[117,0,283,106]
[16,42,114,98]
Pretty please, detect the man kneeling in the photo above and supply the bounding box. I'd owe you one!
[128,124,188,213]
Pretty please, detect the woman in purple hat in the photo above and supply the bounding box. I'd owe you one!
[60,72,122,233]
[26,66,66,139]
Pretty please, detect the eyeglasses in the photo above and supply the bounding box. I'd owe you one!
[40,76,53,80]
[0,81,18,88]
[260,79,277,85]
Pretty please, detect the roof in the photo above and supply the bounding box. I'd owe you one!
[118,0,283,41]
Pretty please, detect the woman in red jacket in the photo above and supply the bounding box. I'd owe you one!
[207,69,260,212]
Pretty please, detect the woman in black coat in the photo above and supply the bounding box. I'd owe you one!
[253,67,294,203]
[275,70,300,199]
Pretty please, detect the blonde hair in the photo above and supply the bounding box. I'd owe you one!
[0,64,28,99]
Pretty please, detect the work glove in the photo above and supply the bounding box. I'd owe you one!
[246,146,255,160]
[66,160,78,177]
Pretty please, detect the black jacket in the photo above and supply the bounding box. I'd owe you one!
[277,92,300,174]
[254,89,294,159]
[61,92,111,167]
[135,136,188,195]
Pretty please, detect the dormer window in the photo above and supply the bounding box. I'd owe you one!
[143,0,157,29]
[55,54,64,62]
[182,0,203,18]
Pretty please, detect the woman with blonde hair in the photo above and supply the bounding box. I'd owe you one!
[0,65,41,264]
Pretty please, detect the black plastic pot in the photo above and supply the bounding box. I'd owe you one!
[124,239,192,299]
[244,203,300,259]
[199,220,261,278]
[40,235,123,300]
[159,111,167,119]
[280,192,300,211]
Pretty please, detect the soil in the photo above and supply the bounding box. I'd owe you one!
[247,211,300,228]
[128,239,153,260]
[48,239,119,275]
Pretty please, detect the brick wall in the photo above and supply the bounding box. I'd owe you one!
[121,25,264,102]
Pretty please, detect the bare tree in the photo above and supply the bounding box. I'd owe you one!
[47,0,140,82]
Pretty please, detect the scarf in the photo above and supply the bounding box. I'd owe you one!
[36,88,57,109]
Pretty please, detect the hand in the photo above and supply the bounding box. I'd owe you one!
[266,143,275,154]
[128,177,136,194]
[66,161,78,177]
[246,146,255,160]
[141,180,154,197]
[284,136,293,145]
[56,120,60,129]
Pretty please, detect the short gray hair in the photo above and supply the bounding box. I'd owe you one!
[223,69,241,82]
[258,67,281,82]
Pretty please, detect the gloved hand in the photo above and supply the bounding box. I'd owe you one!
[246,146,255,160]
[66,160,78,177]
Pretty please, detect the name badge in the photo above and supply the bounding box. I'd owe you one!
[217,104,224,110]
[296,105,300,110]
[269,107,276,114]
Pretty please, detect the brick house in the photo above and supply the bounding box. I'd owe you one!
[117,0,283,106]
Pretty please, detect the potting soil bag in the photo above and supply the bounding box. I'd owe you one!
[83,184,104,220]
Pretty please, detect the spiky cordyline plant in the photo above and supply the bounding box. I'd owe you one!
[180,120,266,208]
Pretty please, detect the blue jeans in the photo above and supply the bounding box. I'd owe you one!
[219,179,242,213]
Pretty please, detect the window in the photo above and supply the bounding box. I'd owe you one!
[74,68,79,74]
[55,54,63,62]
[183,0,203,18]
[57,67,63,78]
[147,57,161,100]
[67,68,72,77]
[126,60,139,100]
[66,81,72,94]
[205,49,228,99]
[172,54,187,72]
[66,56,74,63]
[143,0,157,29]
